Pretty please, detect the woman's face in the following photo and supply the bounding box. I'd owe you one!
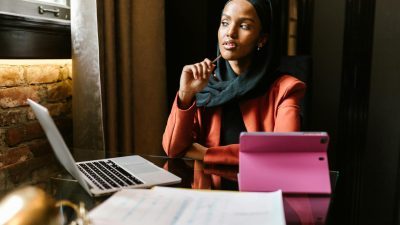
[218,0,266,62]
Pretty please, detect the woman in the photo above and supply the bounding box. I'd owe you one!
[163,0,305,165]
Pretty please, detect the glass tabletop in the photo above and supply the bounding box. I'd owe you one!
[1,154,336,225]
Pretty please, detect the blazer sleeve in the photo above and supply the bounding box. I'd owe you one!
[274,77,306,131]
[204,144,239,165]
[162,93,200,158]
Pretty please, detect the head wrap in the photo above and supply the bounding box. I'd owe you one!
[196,0,281,107]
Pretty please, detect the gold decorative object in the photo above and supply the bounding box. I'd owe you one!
[0,186,90,225]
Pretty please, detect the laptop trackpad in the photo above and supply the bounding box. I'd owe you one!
[124,164,160,174]
[112,156,160,175]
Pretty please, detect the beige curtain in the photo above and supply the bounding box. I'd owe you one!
[97,0,167,156]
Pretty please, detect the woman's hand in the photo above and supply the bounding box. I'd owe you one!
[184,143,208,161]
[178,58,215,108]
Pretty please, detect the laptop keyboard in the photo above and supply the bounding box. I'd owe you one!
[77,160,143,190]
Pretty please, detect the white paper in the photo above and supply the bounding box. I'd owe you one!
[88,187,286,225]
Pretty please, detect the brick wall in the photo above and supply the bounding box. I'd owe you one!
[0,62,72,192]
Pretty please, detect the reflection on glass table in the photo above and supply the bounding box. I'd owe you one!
[46,155,337,225]
[162,156,336,225]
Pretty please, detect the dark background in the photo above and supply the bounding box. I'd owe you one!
[166,0,400,224]
[0,14,71,59]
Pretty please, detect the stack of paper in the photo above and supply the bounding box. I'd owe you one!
[88,187,286,225]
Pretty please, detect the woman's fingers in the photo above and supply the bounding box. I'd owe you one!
[194,63,203,79]
[184,58,216,80]
[204,58,213,68]
[187,65,199,80]
[180,58,218,95]
[190,64,204,80]
[204,59,216,77]
[201,59,216,79]
[201,62,208,79]
[183,65,197,79]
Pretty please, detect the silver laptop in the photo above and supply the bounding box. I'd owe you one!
[27,99,181,197]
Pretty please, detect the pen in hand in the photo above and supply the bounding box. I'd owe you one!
[212,54,222,64]
[211,54,221,81]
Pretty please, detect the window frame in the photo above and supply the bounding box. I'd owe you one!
[0,0,70,24]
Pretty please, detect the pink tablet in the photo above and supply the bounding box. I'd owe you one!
[238,132,331,194]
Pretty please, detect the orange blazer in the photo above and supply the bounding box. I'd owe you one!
[162,75,306,165]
